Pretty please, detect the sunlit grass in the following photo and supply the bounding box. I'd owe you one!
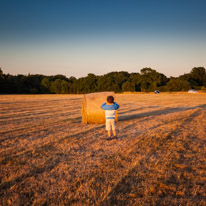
[0,93,206,205]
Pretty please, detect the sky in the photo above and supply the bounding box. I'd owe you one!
[0,0,206,78]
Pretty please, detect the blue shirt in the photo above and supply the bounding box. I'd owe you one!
[101,102,120,119]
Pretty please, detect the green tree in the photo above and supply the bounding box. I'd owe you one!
[0,68,5,93]
[140,68,168,92]
[0,68,3,77]
[50,79,62,94]
[41,77,50,93]
[129,73,141,91]
[190,67,206,87]
[84,73,98,93]
[67,76,76,93]
[97,71,129,92]
[166,79,191,91]
[52,74,69,81]
[96,73,115,92]
[122,81,135,92]
[61,80,70,94]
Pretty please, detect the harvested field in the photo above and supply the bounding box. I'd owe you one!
[0,93,206,205]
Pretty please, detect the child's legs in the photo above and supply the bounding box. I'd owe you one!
[111,119,116,136]
[106,119,116,136]
[106,119,112,136]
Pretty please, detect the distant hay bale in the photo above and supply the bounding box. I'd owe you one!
[82,92,118,124]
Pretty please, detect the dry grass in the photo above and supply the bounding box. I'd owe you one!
[0,93,206,206]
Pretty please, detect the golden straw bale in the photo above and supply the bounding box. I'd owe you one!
[82,92,118,124]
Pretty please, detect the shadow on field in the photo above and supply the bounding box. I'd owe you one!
[0,155,61,200]
[101,108,206,205]
[118,105,161,115]
[118,104,206,121]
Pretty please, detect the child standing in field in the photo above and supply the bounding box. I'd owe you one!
[101,96,120,140]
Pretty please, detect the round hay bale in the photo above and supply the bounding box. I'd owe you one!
[82,92,118,124]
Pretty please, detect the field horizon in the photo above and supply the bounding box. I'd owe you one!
[0,93,206,205]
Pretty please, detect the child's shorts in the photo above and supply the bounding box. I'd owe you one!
[106,119,115,131]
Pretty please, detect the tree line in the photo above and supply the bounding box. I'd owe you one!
[0,67,206,94]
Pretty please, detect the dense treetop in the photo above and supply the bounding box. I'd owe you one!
[0,67,206,94]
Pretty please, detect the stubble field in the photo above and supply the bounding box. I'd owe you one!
[0,93,206,206]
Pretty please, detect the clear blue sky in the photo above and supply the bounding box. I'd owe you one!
[0,0,206,78]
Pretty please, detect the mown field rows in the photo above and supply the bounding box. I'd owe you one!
[0,93,206,205]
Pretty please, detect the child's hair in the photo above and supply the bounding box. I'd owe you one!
[107,96,114,103]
